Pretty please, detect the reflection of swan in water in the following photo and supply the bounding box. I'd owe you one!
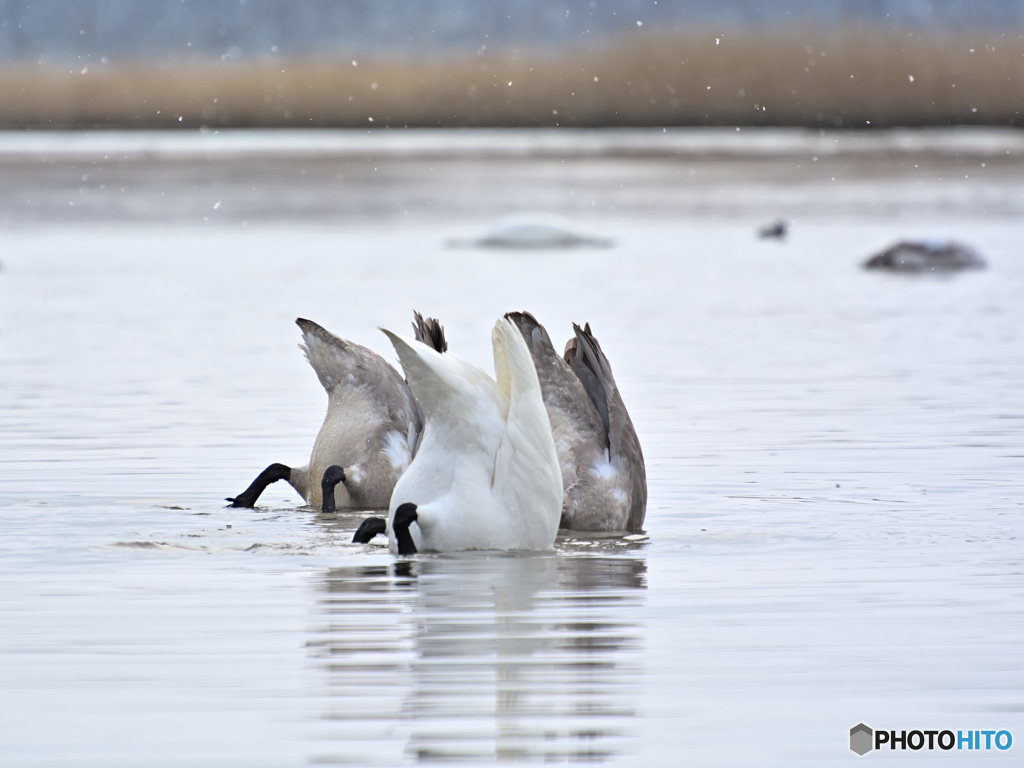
[449,213,614,250]
[310,554,646,763]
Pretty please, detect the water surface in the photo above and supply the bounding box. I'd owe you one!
[1,129,1022,766]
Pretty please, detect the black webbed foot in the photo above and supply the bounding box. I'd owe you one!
[226,463,291,508]
[352,517,387,544]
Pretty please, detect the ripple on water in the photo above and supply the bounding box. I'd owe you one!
[308,554,646,764]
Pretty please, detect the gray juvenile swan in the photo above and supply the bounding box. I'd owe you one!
[227,312,446,509]
[506,312,646,532]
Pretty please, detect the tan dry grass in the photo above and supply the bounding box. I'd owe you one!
[1,28,1021,128]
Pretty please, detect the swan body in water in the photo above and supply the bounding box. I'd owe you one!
[227,313,445,509]
[507,312,646,532]
[377,317,563,554]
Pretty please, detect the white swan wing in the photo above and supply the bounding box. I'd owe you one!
[380,329,505,425]
[490,318,563,550]
[506,312,606,493]
[382,330,506,533]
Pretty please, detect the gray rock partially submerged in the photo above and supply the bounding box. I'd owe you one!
[758,219,788,240]
[451,214,614,249]
[863,240,986,273]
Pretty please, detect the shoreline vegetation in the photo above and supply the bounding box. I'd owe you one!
[1,28,1021,129]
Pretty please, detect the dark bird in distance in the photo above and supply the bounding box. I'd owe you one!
[758,220,789,240]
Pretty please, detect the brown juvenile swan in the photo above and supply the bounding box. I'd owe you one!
[227,312,446,509]
[506,312,646,532]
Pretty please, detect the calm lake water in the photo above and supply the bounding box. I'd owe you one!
[1,129,1022,766]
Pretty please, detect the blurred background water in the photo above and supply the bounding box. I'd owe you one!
[1,1,1023,766]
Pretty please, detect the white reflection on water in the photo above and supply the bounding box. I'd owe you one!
[311,554,645,764]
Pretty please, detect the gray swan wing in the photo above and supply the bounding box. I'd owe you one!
[506,311,604,433]
[564,323,647,532]
[509,311,632,530]
[296,317,421,430]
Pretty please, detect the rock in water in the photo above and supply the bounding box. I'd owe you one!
[863,240,986,273]
[758,219,788,240]
[453,214,614,249]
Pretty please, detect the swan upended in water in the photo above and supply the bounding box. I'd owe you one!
[377,317,563,554]
[226,313,446,509]
[353,312,647,543]
[507,312,647,533]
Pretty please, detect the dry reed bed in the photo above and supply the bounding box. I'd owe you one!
[1,28,1021,128]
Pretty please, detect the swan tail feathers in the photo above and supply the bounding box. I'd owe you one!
[411,311,448,354]
[564,323,614,441]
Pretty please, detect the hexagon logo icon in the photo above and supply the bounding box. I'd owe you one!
[850,723,873,756]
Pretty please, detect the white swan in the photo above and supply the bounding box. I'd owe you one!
[506,312,647,532]
[379,317,563,553]
[226,313,446,510]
